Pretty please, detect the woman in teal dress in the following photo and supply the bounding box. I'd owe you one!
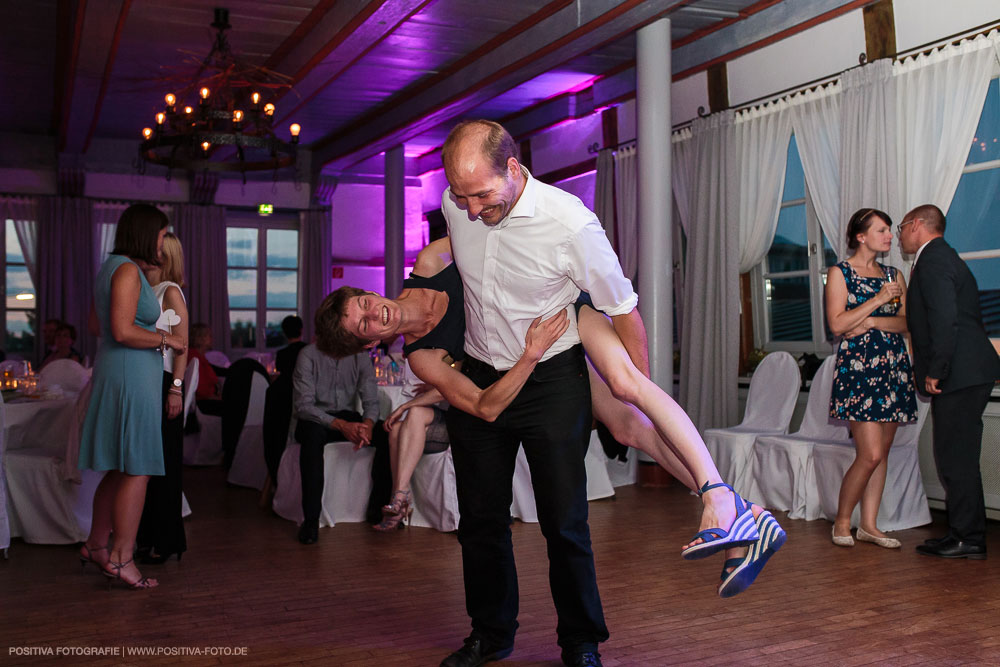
[826,208,917,550]
[77,204,186,590]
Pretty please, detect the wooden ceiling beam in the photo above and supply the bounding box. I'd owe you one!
[59,0,130,154]
[312,0,683,172]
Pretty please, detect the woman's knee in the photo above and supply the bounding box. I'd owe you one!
[604,367,643,405]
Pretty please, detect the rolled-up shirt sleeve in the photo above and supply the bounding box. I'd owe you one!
[564,217,638,316]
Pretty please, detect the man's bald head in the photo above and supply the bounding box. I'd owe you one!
[441,120,520,179]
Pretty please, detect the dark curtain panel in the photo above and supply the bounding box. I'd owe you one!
[173,204,230,351]
[38,196,95,362]
[298,208,332,342]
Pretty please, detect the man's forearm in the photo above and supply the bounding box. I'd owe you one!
[611,308,650,378]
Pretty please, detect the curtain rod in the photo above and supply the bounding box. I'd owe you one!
[690,18,1000,123]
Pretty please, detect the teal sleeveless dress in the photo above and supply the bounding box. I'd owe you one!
[78,255,165,475]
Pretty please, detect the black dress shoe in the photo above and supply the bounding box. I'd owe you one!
[915,537,986,560]
[297,521,318,545]
[561,649,603,667]
[440,636,513,667]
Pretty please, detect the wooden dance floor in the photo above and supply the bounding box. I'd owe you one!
[2,465,998,665]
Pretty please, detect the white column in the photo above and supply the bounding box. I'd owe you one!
[384,145,405,298]
[636,18,673,393]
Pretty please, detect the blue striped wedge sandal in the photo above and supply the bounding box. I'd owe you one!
[682,481,759,560]
[718,508,787,598]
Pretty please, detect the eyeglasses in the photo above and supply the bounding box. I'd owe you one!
[896,219,916,234]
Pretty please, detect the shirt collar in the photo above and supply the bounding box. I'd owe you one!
[913,238,935,266]
[497,166,535,229]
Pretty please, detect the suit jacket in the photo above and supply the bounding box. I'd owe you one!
[905,237,1000,395]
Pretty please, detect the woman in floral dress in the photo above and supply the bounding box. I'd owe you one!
[826,208,917,549]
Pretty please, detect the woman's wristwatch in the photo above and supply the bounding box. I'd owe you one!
[168,378,183,396]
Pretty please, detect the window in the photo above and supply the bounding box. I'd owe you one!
[4,218,36,357]
[226,213,299,351]
[946,77,1000,336]
[753,134,837,352]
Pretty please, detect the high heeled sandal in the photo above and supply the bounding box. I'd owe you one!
[682,481,760,560]
[78,543,108,571]
[374,490,413,532]
[718,508,787,598]
[103,558,158,590]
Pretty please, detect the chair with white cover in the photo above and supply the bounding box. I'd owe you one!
[408,448,460,532]
[703,351,801,497]
[182,360,223,466]
[204,350,230,368]
[226,371,269,490]
[509,430,617,523]
[271,419,375,527]
[811,394,932,530]
[748,354,849,519]
[38,359,91,395]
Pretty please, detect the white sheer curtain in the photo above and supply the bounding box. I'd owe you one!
[299,208,333,341]
[735,100,793,272]
[593,148,616,249]
[671,128,694,235]
[92,202,127,272]
[895,31,997,217]
[613,144,638,283]
[0,196,38,282]
[839,59,901,264]
[679,112,740,431]
[789,83,844,259]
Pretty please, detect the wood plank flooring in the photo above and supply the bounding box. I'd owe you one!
[2,465,998,666]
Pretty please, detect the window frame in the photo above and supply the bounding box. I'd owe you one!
[225,211,300,354]
[752,175,833,355]
[3,218,37,359]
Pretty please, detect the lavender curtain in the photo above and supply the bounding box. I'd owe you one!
[0,197,38,282]
[173,204,229,350]
[299,208,332,342]
[37,197,95,362]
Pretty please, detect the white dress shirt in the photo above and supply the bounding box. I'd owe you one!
[443,167,637,370]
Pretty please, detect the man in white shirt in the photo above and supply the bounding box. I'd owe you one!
[439,119,647,667]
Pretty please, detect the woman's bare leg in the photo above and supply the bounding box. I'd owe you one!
[393,406,435,493]
[834,421,894,538]
[578,306,760,552]
[81,470,121,567]
[108,473,158,588]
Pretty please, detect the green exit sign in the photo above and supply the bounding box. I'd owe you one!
[258,203,274,216]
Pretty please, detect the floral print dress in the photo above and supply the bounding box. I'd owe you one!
[829,261,917,423]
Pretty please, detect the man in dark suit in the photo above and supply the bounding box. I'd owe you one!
[900,204,1000,559]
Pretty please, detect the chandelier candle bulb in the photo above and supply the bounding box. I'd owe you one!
[233,109,244,125]
[142,127,153,140]
[289,123,300,142]
[155,112,165,125]
[264,103,275,117]
[199,87,210,103]
[184,106,193,115]
[251,91,260,107]
[164,93,176,110]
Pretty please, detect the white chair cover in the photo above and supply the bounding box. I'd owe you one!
[60,378,93,482]
[408,449,460,532]
[703,351,801,496]
[182,388,223,466]
[812,395,932,530]
[227,372,269,490]
[749,355,850,519]
[272,433,375,527]
[39,359,90,395]
[182,359,199,424]
[204,350,230,368]
[510,430,617,523]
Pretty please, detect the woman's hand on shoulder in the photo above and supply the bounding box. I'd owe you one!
[523,309,570,362]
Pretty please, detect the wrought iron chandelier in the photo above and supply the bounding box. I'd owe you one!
[137,8,301,184]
